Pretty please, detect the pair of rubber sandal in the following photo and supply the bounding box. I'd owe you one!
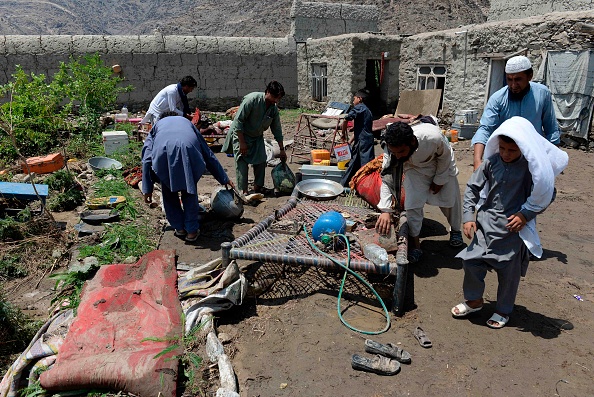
[351,339,412,376]
[451,302,509,329]
[174,229,200,242]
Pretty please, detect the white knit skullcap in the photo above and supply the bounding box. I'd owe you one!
[505,56,532,74]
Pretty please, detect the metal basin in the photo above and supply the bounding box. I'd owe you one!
[88,156,123,172]
[295,179,344,201]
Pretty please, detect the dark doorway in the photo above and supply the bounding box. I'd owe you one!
[365,59,388,118]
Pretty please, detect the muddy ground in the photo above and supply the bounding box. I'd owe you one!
[7,128,594,397]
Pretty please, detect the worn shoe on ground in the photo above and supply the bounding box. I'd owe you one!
[364,339,411,364]
[351,354,400,376]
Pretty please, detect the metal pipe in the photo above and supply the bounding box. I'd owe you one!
[228,248,396,275]
[455,30,468,87]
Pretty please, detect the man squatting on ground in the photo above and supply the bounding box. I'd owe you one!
[141,112,234,242]
[375,119,464,264]
[452,117,568,329]
[141,75,198,125]
[472,55,561,170]
[340,89,374,186]
[222,81,287,195]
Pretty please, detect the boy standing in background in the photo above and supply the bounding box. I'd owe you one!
[340,89,374,186]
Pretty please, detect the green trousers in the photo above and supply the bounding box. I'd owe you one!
[235,156,266,192]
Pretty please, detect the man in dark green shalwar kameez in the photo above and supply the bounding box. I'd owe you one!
[222,81,287,194]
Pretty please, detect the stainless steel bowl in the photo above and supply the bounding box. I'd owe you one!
[295,179,344,201]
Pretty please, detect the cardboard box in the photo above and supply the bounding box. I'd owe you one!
[102,130,129,155]
[21,152,64,174]
[300,165,345,184]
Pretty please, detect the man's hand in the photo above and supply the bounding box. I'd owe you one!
[506,212,527,233]
[473,143,485,170]
[375,213,392,236]
[430,182,443,194]
[279,149,287,162]
[463,221,476,239]
[238,137,248,156]
[225,180,235,189]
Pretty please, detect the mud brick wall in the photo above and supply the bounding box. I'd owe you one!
[399,10,594,125]
[488,0,594,22]
[0,34,298,112]
[290,0,379,43]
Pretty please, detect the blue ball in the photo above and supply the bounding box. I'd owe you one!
[311,211,346,241]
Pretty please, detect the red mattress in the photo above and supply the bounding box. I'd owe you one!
[40,250,183,397]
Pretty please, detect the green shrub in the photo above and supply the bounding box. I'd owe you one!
[46,170,85,212]
[0,54,133,163]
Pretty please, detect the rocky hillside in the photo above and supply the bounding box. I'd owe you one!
[0,0,490,37]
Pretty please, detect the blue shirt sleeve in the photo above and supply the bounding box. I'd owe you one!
[194,124,230,185]
[472,93,503,146]
[141,131,155,194]
[540,89,561,145]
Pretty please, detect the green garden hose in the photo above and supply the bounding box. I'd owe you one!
[304,225,390,334]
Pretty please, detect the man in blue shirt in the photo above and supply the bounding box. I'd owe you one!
[472,56,561,170]
[142,112,233,242]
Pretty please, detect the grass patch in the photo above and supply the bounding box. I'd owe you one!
[279,107,316,125]
[0,289,42,356]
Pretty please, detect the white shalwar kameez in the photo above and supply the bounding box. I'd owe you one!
[378,121,462,237]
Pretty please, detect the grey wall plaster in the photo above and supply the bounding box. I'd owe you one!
[0,34,298,112]
[399,10,594,127]
[290,0,379,42]
[489,0,594,22]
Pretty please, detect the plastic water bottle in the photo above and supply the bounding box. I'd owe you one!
[121,105,128,117]
[363,243,388,266]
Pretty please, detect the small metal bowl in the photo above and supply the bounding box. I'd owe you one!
[295,179,344,201]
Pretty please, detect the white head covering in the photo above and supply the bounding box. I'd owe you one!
[505,56,532,74]
[484,116,569,257]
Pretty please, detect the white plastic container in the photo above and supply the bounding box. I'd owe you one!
[102,130,129,155]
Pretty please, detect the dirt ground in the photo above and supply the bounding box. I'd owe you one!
[6,128,594,397]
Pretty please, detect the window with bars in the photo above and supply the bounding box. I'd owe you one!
[416,65,446,110]
[416,65,447,91]
[311,63,328,101]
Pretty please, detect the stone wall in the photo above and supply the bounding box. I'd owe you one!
[0,34,298,112]
[489,0,594,22]
[290,0,379,43]
[296,33,401,113]
[399,10,594,125]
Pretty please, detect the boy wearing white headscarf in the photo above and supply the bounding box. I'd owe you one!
[451,116,568,329]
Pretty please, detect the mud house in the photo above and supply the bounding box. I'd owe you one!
[398,10,594,144]
[0,1,593,143]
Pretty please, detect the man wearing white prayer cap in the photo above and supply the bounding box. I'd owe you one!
[471,55,561,170]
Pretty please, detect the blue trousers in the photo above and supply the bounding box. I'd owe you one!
[161,183,200,234]
[462,257,523,315]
